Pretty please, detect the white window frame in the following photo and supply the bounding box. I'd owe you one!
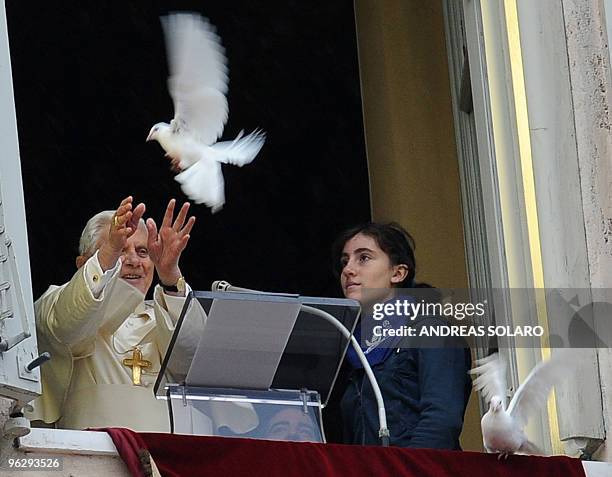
[444,0,606,456]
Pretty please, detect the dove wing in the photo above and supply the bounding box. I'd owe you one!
[507,349,578,428]
[469,353,508,408]
[174,158,225,212]
[210,129,266,166]
[162,13,229,145]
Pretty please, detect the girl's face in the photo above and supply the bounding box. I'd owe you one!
[340,233,407,303]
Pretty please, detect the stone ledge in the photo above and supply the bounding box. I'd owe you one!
[18,428,118,456]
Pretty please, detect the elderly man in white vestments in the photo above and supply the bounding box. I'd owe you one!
[28,196,256,433]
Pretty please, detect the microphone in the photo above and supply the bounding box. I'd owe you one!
[211,280,261,294]
[211,281,299,298]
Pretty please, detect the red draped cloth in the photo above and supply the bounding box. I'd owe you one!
[103,428,586,477]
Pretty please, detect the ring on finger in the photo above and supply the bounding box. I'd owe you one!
[113,215,120,227]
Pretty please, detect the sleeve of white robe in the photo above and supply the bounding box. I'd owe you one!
[30,253,143,424]
[152,283,206,379]
[40,251,147,351]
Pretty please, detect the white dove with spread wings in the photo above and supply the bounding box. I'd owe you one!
[147,13,265,212]
[470,350,580,459]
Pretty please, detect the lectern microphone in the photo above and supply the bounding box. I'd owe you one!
[211,280,261,294]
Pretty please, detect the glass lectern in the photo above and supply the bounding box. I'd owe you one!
[154,291,360,443]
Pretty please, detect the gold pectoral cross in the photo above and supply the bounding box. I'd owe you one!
[122,348,152,386]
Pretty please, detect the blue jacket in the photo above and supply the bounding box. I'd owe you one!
[341,317,472,448]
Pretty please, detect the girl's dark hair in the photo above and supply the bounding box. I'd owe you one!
[332,222,428,288]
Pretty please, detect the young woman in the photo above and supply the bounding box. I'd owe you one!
[333,222,471,448]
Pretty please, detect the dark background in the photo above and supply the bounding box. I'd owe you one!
[5,0,370,441]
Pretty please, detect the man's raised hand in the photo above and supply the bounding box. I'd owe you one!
[98,196,146,271]
[146,199,195,287]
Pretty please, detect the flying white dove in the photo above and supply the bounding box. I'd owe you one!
[146,13,265,212]
[470,350,580,459]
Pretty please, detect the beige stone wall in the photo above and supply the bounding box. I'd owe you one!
[354,0,482,451]
[561,0,612,462]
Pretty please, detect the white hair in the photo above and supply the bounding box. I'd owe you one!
[78,210,145,257]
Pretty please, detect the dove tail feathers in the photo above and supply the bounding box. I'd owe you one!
[232,129,245,142]
[174,160,225,212]
[211,128,266,167]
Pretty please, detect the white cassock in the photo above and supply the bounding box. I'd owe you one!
[27,251,257,433]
